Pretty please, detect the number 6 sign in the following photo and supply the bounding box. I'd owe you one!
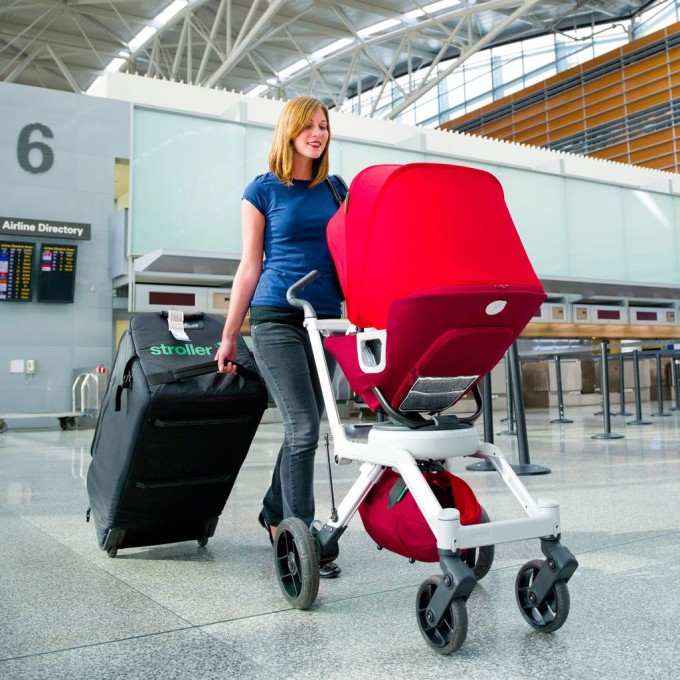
[17,123,55,174]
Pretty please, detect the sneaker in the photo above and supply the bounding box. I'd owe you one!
[319,561,341,579]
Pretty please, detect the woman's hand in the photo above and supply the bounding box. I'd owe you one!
[215,199,265,376]
[215,337,239,374]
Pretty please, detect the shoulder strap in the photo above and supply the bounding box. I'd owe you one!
[332,174,348,193]
[115,355,137,412]
[325,175,347,207]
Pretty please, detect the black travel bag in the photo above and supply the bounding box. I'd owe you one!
[86,311,268,557]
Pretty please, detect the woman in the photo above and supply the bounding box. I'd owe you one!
[215,96,346,579]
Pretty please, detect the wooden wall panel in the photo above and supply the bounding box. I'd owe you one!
[582,71,623,96]
[521,132,550,146]
[440,22,680,173]
[626,92,670,114]
[586,98,624,118]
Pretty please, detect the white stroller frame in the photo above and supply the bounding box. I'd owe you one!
[273,272,578,655]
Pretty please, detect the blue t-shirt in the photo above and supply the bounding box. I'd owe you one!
[244,172,345,318]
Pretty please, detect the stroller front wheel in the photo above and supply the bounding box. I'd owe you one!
[416,575,468,654]
[515,558,570,633]
[274,517,320,610]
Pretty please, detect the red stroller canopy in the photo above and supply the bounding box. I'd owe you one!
[327,162,542,330]
[325,162,545,414]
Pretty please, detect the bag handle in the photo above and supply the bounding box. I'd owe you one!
[387,477,409,508]
[146,360,262,387]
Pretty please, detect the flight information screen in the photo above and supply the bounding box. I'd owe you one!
[0,241,35,302]
[37,243,78,303]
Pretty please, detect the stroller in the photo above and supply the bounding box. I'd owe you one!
[272,162,578,654]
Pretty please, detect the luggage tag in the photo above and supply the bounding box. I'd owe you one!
[167,310,191,342]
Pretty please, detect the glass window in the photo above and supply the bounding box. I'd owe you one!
[464,60,493,101]
[635,0,678,37]
[493,52,524,92]
[342,2,680,128]
[592,26,628,58]
[415,94,440,125]
[522,41,556,75]
[524,67,554,89]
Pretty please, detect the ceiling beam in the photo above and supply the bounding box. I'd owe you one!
[317,0,408,21]
[2,43,45,82]
[386,0,545,119]
[196,0,229,82]
[271,0,535,94]
[205,0,305,88]
[45,43,82,91]
[0,21,122,54]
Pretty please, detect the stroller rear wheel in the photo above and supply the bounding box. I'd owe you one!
[515,558,570,633]
[274,517,320,610]
[464,507,495,580]
[416,575,468,654]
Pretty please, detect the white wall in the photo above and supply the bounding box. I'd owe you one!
[94,72,680,288]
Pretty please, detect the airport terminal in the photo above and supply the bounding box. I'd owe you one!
[1,1,679,678]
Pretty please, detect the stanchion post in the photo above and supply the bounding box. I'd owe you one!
[466,372,497,472]
[550,354,573,424]
[499,354,517,435]
[628,349,652,425]
[616,352,632,416]
[592,340,624,440]
[482,372,494,444]
[651,351,671,417]
[670,352,680,412]
[594,349,617,417]
[506,342,550,475]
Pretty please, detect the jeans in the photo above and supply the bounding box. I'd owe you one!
[251,322,336,527]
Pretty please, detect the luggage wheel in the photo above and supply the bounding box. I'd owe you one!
[59,417,77,431]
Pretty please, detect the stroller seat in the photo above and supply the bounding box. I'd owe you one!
[325,162,545,422]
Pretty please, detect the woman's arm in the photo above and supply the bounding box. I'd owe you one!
[215,199,265,373]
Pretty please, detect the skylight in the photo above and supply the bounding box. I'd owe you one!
[127,1,188,52]
[404,0,462,21]
[128,26,157,53]
[357,18,400,39]
[155,0,189,25]
[105,58,127,73]
[89,0,190,93]
[277,59,309,80]
[313,38,353,61]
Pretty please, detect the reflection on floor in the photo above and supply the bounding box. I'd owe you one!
[0,405,678,679]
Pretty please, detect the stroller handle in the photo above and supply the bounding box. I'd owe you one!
[287,270,319,318]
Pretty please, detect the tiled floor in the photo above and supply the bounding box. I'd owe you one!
[1,404,678,679]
